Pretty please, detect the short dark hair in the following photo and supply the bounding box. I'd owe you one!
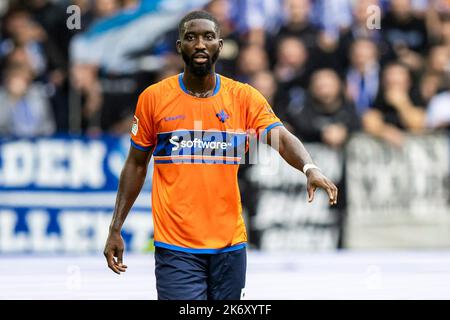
[178,10,220,37]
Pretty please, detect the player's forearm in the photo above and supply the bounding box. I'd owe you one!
[268,127,314,173]
[109,158,148,233]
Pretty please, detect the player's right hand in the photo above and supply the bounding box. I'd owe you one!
[103,231,128,275]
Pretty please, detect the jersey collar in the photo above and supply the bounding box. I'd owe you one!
[178,73,221,97]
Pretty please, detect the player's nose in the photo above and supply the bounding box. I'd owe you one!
[194,37,207,50]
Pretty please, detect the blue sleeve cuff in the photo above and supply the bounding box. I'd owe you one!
[130,139,153,151]
[260,122,283,140]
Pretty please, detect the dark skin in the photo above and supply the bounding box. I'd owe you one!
[176,19,223,96]
[104,146,153,274]
[104,18,338,274]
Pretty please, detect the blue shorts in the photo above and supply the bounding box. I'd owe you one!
[154,247,246,300]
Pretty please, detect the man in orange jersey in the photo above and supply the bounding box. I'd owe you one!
[104,10,338,300]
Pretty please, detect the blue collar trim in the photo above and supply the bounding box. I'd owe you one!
[178,73,221,97]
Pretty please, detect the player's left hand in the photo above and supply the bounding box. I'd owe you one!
[306,169,338,205]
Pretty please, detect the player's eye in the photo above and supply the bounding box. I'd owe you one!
[205,34,214,40]
[186,35,195,41]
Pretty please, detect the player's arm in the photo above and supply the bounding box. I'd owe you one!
[265,125,338,205]
[104,145,153,274]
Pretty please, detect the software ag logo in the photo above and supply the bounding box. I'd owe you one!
[169,136,181,151]
[169,135,231,152]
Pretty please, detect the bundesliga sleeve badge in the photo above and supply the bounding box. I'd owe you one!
[132,115,139,136]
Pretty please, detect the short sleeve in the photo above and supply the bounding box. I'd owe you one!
[130,88,156,151]
[245,84,283,138]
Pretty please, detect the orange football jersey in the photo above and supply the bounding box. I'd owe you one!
[131,73,282,253]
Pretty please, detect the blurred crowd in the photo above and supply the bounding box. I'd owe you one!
[0,0,449,148]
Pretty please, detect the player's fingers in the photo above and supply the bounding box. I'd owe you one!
[307,185,316,203]
[326,185,335,204]
[116,265,127,272]
[115,252,127,272]
[333,186,338,205]
[327,183,338,205]
[116,250,124,265]
[105,251,120,274]
[110,266,121,274]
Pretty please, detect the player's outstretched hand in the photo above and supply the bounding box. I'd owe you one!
[306,169,338,205]
[104,231,128,275]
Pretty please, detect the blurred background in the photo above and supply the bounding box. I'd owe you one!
[0,0,450,299]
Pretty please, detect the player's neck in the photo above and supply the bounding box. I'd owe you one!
[182,70,216,98]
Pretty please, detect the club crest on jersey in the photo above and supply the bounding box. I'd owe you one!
[216,109,229,123]
[131,115,139,135]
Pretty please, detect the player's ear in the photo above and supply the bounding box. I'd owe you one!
[176,40,181,54]
[218,39,224,52]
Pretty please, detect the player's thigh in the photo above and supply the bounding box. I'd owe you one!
[155,247,208,300]
[207,247,247,300]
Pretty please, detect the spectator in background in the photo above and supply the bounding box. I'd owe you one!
[205,0,241,78]
[0,8,68,131]
[69,0,206,135]
[94,0,121,18]
[0,10,54,79]
[18,0,78,59]
[24,0,84,133]
[0,0,445,140]
[249,69,301,135]
[249,70,279,108]
[68,0,152,135]
[273,36,309,87]
[240,0,283,47]
[426,74,450,130]
[70,62,102,134]
[346,38,380,116]
[426,91,450,130]
[419,44,450,104]
[308,0,353,75]
[311,0,353,40]
[2,46,33,71]
[424,0,450,43]
[85,0,130,135]
[288,69,360,149]
[363,62,426,147]
[382,0,429,71]
[271,36,310,124]
[236,44,269,83]
[0,62,55,137]
[305,0,352,77]
[442,14,450,47]
[70,0,108,31]
[276,0,319,51]
[338,0,389,69]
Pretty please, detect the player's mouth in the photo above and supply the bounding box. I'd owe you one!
[192,53,208,64]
